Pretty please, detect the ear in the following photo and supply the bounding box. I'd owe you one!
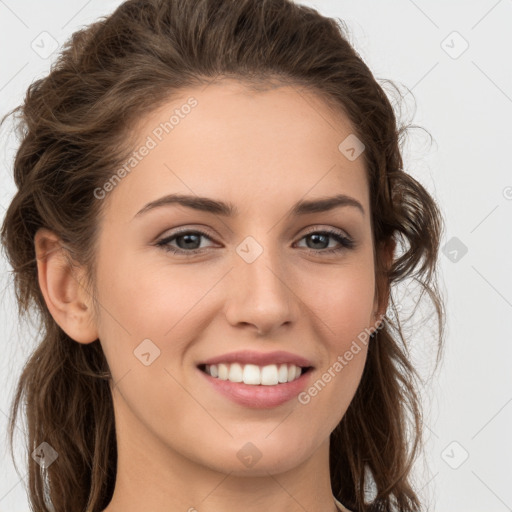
[34,228,99,344]
[372,237,396,331]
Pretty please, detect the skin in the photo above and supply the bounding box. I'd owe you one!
[34,79,393,512]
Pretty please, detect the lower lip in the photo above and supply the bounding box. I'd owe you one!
[198,367,312,409]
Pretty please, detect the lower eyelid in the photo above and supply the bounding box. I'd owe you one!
[157,229,354,254]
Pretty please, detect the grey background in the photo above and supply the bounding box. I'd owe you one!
[1,1,511,511]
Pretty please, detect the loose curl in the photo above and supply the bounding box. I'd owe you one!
[0,0,445,510]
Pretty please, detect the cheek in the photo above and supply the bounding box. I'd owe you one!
[303,259,375,398]
[305,259,376,342]
[93,250,215,428]
[95,242,213,342]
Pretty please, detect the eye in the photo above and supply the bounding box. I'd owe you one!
[295,228,355,255]
[155,227,355,257]
[155,228,216,256]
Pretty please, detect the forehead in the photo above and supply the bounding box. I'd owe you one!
[104,79,370,221]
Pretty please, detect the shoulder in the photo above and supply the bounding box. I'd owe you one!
[334,496,353,512]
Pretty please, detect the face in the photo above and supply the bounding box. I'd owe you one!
[90,79,383,478]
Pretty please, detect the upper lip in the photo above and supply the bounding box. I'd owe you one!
[198,350,314,368]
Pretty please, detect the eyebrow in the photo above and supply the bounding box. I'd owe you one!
[134,193,365,219]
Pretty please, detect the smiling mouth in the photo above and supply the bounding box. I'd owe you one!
[197,362,312,386]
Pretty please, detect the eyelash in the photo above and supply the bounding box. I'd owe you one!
[155,227,355,257]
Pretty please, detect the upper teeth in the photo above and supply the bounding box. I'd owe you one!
[204,363,303,385]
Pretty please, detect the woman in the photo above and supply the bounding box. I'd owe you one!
[1,0,444,511]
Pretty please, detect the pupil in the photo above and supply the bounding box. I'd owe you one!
[180,234,200,249]
[309,233,328,249]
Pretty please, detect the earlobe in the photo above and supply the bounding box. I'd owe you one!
[372,237,396,332]
[34,228,99,344]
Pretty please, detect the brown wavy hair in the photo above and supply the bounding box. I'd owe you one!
[0,0,445,510]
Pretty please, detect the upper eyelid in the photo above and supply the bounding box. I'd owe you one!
[157,225,352,245]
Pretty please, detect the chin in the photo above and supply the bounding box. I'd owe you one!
[195,436,319,477]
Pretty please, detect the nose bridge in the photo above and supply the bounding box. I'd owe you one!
[224,232,297,333]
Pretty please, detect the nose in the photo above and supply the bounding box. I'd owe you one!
[223,241,299,336]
